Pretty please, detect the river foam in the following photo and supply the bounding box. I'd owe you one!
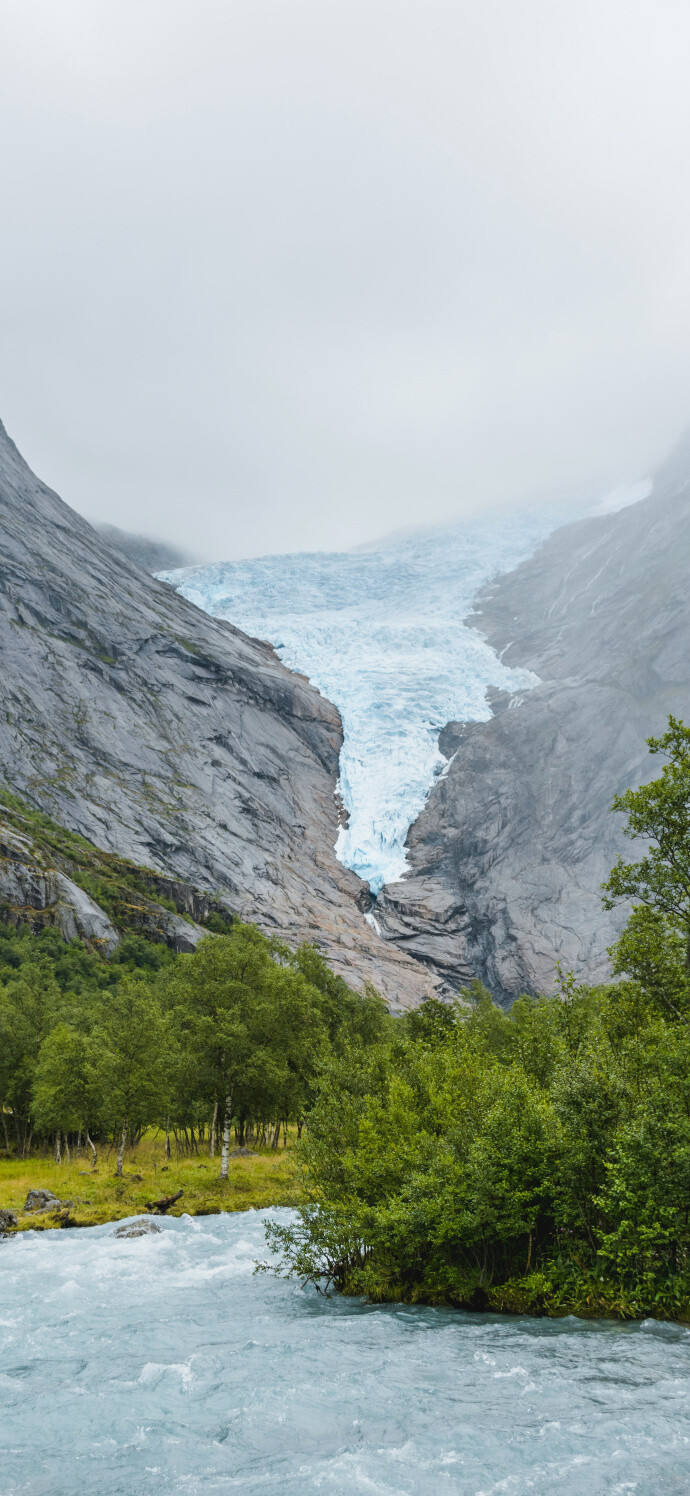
[161,511,562,892]
[1,1210,689,1495]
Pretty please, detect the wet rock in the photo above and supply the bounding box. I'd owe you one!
[114,1219,162,1238]
[354,882,373,913]
[55,1208,78,1228]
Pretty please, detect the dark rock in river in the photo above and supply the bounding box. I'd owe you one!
[0,419,432,1008]
[114,1219,162,1238]
[377,432,690,1004]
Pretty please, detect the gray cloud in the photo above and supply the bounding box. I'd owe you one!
[1,0,690,558]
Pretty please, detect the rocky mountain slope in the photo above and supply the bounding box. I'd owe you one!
[0,420,432,1008]
[376,433,690,1003]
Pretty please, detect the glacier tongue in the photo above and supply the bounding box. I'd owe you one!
[161,511,564,893]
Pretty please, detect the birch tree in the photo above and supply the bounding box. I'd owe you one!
[94,975,173,1176]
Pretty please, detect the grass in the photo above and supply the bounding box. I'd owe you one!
[0,1130,303,1232]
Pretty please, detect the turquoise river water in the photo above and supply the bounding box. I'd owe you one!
[1,1209,689,1495]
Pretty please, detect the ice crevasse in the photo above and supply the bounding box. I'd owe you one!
[161,510,566,895]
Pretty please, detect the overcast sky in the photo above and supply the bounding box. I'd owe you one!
[1,1,690,559]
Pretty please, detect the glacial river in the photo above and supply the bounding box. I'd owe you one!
[2,1210,689,1495]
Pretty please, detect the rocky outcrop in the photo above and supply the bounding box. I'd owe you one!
[0,807,218,952]
[0,420,432,1008]
[0,819,121,952]
[377,432,690,1004]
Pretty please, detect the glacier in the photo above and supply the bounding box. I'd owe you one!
[161,510,569,893]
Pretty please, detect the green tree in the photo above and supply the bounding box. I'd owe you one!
[166,927,326,1177]
[0,962,62,1153]
[32,1023,103,1163]
[603,716,690,994]
[290,943,389,1049]
[93,975,174,1175]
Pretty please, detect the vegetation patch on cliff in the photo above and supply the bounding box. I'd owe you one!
[0,785,233,943]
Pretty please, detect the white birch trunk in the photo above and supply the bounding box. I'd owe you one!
[219,1094,233,1180]
[209,1099,218,1158]
[116,1121,127,1178]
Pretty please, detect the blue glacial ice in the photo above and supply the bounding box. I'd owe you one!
[161,510,567,893]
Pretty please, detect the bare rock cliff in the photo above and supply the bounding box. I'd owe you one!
[0,420,431,1008]
[376,433,690,1004]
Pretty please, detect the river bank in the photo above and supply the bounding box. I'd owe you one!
[0,1133,301,1231]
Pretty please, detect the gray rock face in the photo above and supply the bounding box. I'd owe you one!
[377,433,690,1004]
[0,420,431,1008]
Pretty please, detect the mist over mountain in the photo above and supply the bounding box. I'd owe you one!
[95,523,199,576]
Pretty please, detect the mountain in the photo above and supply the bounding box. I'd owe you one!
[94,523,198,574]
[0,419,432,1009]
[376,433,690,1004]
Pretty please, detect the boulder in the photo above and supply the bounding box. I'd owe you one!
[114,1219,162,1238]
[24,1189,61,1212]
[0,1208,17,1231]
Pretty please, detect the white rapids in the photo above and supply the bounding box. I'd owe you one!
[1,1209,689,1495]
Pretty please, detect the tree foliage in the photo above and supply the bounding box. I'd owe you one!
[265,716,690,1321]
[265,980,690,1318]
[0,917,387,1167]
[603,716,690,957]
